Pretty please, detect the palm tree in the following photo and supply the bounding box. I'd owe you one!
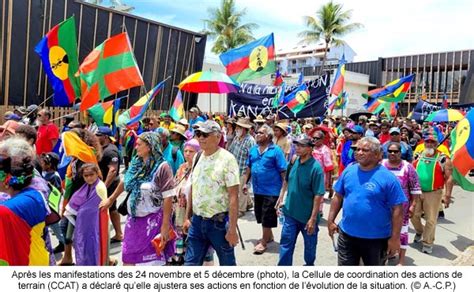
[299,1,362,74]
[203,0,258,54]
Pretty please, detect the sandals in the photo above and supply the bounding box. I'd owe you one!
[253,242,267,255]
[108,258,119,266]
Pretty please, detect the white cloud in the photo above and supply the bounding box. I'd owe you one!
[131,0,474,62]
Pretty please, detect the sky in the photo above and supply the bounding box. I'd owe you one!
[111,0,473,64]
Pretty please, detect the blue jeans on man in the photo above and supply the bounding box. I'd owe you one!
[278,215,319,266]
[184,214,236,266]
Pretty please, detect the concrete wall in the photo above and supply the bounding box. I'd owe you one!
[343,71,372,115]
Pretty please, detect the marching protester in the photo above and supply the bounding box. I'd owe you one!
[228,117,256,217]
[64,163,109,266]
[95,126,123,244]
[0,137,50,265]
[411,131,454,254]
[57,129,102,266]
[273,122,292,161]
[328,137,407,266]
[243,124,287,255]
[183,120,240,266]
[276,135,325,266]
[102,132,176,265]
[382,127,413,162]
[36,109,59,156]
[382,142,422,265]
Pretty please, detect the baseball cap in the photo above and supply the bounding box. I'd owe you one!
[389,127,401,134]
[96,126,113,136]
[293,135,315,147]
[352,125,365,134]
[194,120,221,134]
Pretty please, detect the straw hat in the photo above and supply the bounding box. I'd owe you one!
[171,124,187,139]
[254,115,265,123]
[235,117,253,129]
[274,122,288,134]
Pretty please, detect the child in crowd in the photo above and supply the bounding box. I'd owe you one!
[40,152,65,253]
[64,163,110,266]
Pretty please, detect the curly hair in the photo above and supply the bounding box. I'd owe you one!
[70,128,103,161]
[0,137,35,190]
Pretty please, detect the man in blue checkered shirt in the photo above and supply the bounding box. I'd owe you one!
[228,117,256,217]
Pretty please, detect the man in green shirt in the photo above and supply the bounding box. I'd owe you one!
[276,135,325,266]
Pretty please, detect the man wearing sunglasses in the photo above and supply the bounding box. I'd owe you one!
[183,120,240,266]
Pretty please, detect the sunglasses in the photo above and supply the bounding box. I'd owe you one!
[388,150,400,154]
[195,131,210,138]
[390,133,400,136]
[313,136,323,140]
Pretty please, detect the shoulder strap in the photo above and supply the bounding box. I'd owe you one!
[192,151,203,171]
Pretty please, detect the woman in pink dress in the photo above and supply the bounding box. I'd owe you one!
[382,142,421,265]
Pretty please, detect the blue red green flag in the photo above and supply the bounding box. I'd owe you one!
[219,33,276,83]
[169,90,184,122]
[117,79,168,127]
[283,83,310,114]
[363,74,414,102]
[328,56,346,111]
[35,16,81,106]
[450,109,474,191]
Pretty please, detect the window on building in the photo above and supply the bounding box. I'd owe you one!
[292,69,296,74]
[292,60,297,64]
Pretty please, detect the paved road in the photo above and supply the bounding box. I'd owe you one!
[52,185,473,266]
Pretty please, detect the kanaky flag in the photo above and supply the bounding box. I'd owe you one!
[328,56,346,111]
[35,16,81,106]
[117,79,167,127]
[283,83,310,114]
[363,74,414,103]
[169,90,184,122]
[450,109,474,191]
[79,32,144,111]
[219,33,276,83]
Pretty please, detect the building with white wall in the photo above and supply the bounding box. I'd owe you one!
[276,43,356,75]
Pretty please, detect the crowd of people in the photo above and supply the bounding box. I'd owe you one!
[0,104,459,266]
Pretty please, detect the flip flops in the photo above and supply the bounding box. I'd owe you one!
[110,238,123,244]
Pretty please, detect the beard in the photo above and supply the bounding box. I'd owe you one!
[423,147,435,156]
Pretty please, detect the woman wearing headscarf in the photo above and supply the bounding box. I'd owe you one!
[103,132,176,265]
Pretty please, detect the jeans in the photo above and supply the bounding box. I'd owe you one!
[184,214,236,266]
[278,214,319,266]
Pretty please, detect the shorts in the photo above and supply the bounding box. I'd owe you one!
[254,194,278,228]
[107,180,119,212]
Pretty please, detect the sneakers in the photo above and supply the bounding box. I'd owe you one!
[414,233,422,243]
[422,245,433,254]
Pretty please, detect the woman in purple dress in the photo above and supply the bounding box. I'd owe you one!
[382,142,421,265]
